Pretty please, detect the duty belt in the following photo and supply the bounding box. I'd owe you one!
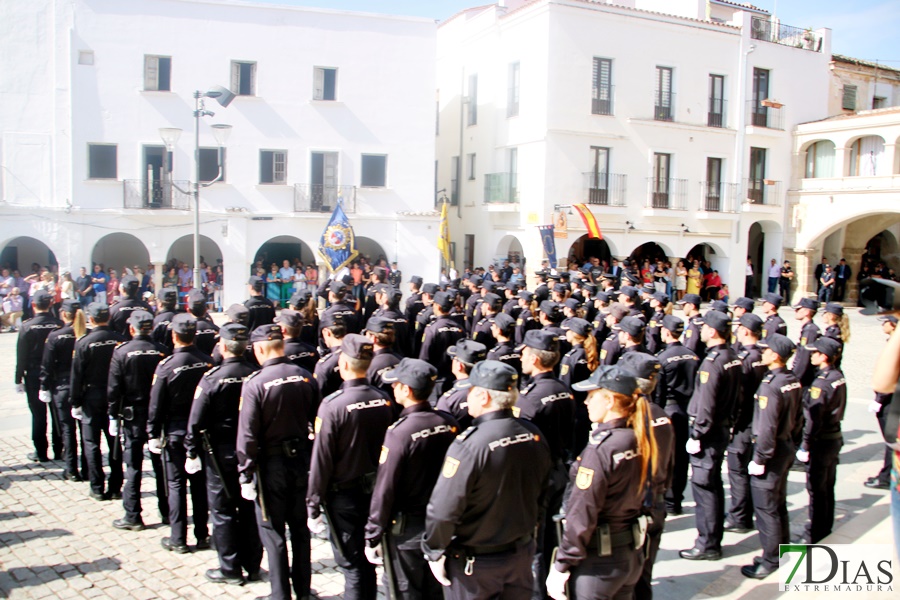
[330,472,376,493]
[818,430,842,441]
[585,518,648,557]
[262,437,306,458]
[459,534,532,556]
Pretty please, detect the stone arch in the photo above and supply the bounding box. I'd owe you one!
[91,233,151,274]
[355,236,389,267]
[564,234,616,268]
[253,236,316,272]
[495,234,525,267]
[628,241,673,264]
[166,235,223,271]
[0,236,58,274]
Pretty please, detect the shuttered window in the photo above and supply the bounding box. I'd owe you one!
[260,150,287,184]
[842,85,857,111]
[592,58,613,115]
[144,56,171,91]
[231,61,256,96]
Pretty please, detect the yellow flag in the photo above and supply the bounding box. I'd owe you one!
[438,201,451,264]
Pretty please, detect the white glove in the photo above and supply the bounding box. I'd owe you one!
[39,390,52,403]
[869,401,883,414]
[71,406,84,421]
[15,383,25,394]
[546,566,570,600]
[241,482,257,501]
[185,456,202,474]
[307,514,326,535]
[796,449,810,463]
[364,543,383,565]
[686,438,702,455]
[148,438,162,454]
[428,555,451,587]
[748,460,766,476]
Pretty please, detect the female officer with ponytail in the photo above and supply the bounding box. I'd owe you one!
[546,365,658,600]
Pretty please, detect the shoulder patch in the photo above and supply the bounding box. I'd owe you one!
[600,349,607,359]
[387,415,408,430]
[314,417,323,434]
[809,387,821,400]
[441,456,460,478]
[379,446,389,464]
[590,429,612,445]
[323,389,345,403]
[205,365,222,377]
[699,371,709,384]
[575,466,594,490]
[159,355,174,365]
[511,406,521,418]
[758,395,768,410]
[560,364,569,376]
[245,370,262,381]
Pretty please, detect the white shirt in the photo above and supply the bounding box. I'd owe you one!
[768,264,781,278]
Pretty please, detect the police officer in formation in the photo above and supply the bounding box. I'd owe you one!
[108,275,151,339]
[365,317,403,399]
[436,340,487,430]
[276,309,319,373]
[245,276,276,331]
[187,289,220,355]
[152,287,181,349]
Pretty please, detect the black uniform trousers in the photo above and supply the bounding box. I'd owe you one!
[26,373,61,459]
[209,448,262,579]
[750,442,793,569]
[689,427,729,552]
[876,410,892,485]
[52,381,87,478]
[81,388,123,496]
[569,544,643,600]
[163,435,209,546]
[122,420,148,523]
[805,437,842,543]
[726,428,754,528]
[383,514,444,599]
[635,501,666,600]
[533,461,568,600]
[664,410,689,511]
[444,539,535,600]
[257,454,310,600]
[328,487,377,600]
[150,451,169,522]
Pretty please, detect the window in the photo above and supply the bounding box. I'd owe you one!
[508,147,518,193]
[849,136,886,176]
[260,150,287,184]
[751,68,769,126]
[842,85,857,111]
[805,141,835,178]
[313,67,337,101]
[588,146,610,205]
[450,156,459,204]
[464,234,475,271]
[651,153,671,208]
[748,147,766,203]
[467,74,478,126]
[507,62,520,117]
[361,154,387,187]
[144,55,171,91]
[592,58,613,115]
[88,144,117,179]
[198,148,224,183]
[708,74,725,127]
[873,96,887,109]
[436,91,440,135]
[654,67,673,121]
[467,153,476,180]
[231,61,256,96]
[705,157,723,211]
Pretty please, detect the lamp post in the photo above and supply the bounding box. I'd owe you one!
[160,85,234,290]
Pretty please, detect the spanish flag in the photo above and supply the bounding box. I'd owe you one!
[573,203,602,239]
[438,201,451,264]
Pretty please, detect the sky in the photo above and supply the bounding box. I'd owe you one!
[252,0,900,64]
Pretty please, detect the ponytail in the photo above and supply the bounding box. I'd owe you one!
[72,308,87,339]
[663,302,673,316]
[839,314,851,344]
[582,333,599,371]
[627,394,658,497]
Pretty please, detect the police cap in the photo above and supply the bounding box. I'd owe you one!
[171,313,197,336]
[290,290,312,307]
[808,336,841,360]
[160,287,178,302]
[448,339,488,365]
[250,323,282,343]
[226,303,250,325]
[482,293,503,311]
[738,313,764,335]
[710,300,730,314]
[824,302,843,317]
[31,289,53,309]
[457,360,518,392]
[652,292,669,306]
[87,302,110,321]
[127,310,154,331]
[732,297,755,312]
[661,314,684,336]
[341,333,374,360]
[61,299,81,314]
[553,283,569,294]
[681,293,702,307]
[220,323,249,342]
[492,312,516,334]
[701,310,731,335]
[566,317,591,337]
[617,316,645,337]
[563,297,581,310]
[320,311,345,329]
[410,275,424,286]
[121,275,140,292]
[607,303,629,321]
[330,280,348,296]
[758,333,795,360]
[793,297,818,311]
[618,286,639,301]
[187,289,206,310]
[618,352,661,379]
[433,291,453,311]
[517,329,559,353]
[539,300,562,322]
[763,292,783,308]
[572,365,637,395]
[422,283,439,295]
[518,290,534,302]
[274,309,304,329]
[381,358,438,390]
[248,276,264,291]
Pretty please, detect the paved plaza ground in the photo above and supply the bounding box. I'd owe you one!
[0,305,895,598]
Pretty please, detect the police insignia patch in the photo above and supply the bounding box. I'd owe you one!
[600,349,607,359]
[442,457,460,478]
[686,330,693,337]
[314,417,322,434]
[699,371,709,384]
[810,387,821,399]
[758,395,768,410]
[801,337,807,346]
[379,446,389,464]
[575,467,594,490]
[560,364,569,376]
[512,406,521,418]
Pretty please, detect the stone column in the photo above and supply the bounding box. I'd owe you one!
[840,246,865,304]
[785,248,816,304]
[152,261,164,298]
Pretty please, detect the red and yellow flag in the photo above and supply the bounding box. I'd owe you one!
[572,204,602,239]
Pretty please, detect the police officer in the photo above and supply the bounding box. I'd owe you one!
[559,318,597,453]
[617,286,645,321]
[761,293,787,339]
[599,304,628,366]
[307,334,395,600]
[791,297,820,387]
[315,312,347,399]
[70,302,126,500]
[486,312,522,376]
[741,333,802,579]
[186,289,219,356]
[413,283,438,357]
[546,365,656,600]
[646,293,668,355]
[538,300,572,360]
[796,337,846,543]
[15,289,62,462]
[152,287,181,350]
[473,293,503,352]
[866,315,893,489]
[724,313,767,534]
[147,313,213,553]
[371,285,411,358]
[276,309,319,373]
[680,310,742,561]
[245,276,276,332]
[235,323,317,596]
[108,275,151,339]
[404,275,425,344]
[436,340,487,431]
[419,291,465,399]
[364,358,459,599]
[680,294,705,359]
[730,297,756,353]
[365,317,403,400]
[40,299,86,480]
[319,280,360,347]
[654,315,700,515]
[515,290,540,345]
[212,303,252,365]
[618,316,648,355]
[107,310,169,530]
[423,361,552,599]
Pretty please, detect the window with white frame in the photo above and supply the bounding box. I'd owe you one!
[260,150,286,184]
[361,154,387,187]
[313,67,337,101]
[231,61,256,96]
[144,55,172,91]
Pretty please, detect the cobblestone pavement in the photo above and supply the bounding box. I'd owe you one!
[0,305,894,599]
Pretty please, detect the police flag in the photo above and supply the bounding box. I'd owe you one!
[318,200,359,273]
[538,225,557,269]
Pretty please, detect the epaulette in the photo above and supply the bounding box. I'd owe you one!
[115,341,127,349]
[387,415,408,431]
[245,370,262,381]
[205,365,222,377]
[521,382,536,395]
[456,426,478,441]
[158,355,175,366]
[589,429,613,445]
[323,389,345,403]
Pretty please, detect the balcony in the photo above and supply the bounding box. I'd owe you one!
[750,16,823,52]
[293,184,357,213]
[591,85,614,116]
[653,90,675,122]
[744,179,782,206]
[582,172,626,206]
[699,181,739,213]
[483,173,518,204]
[708,98,726,128]
[800,175,900,193]
[123,179,191,209]
[645,178,687,210]
[746,99,784,131]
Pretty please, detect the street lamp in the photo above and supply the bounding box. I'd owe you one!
[159,84,234,290]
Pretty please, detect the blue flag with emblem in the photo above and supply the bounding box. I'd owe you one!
[318,200,359,273]
[538,225,557,269]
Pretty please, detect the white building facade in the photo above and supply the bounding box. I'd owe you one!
[436,0,833,296]
[1,0,439,306]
